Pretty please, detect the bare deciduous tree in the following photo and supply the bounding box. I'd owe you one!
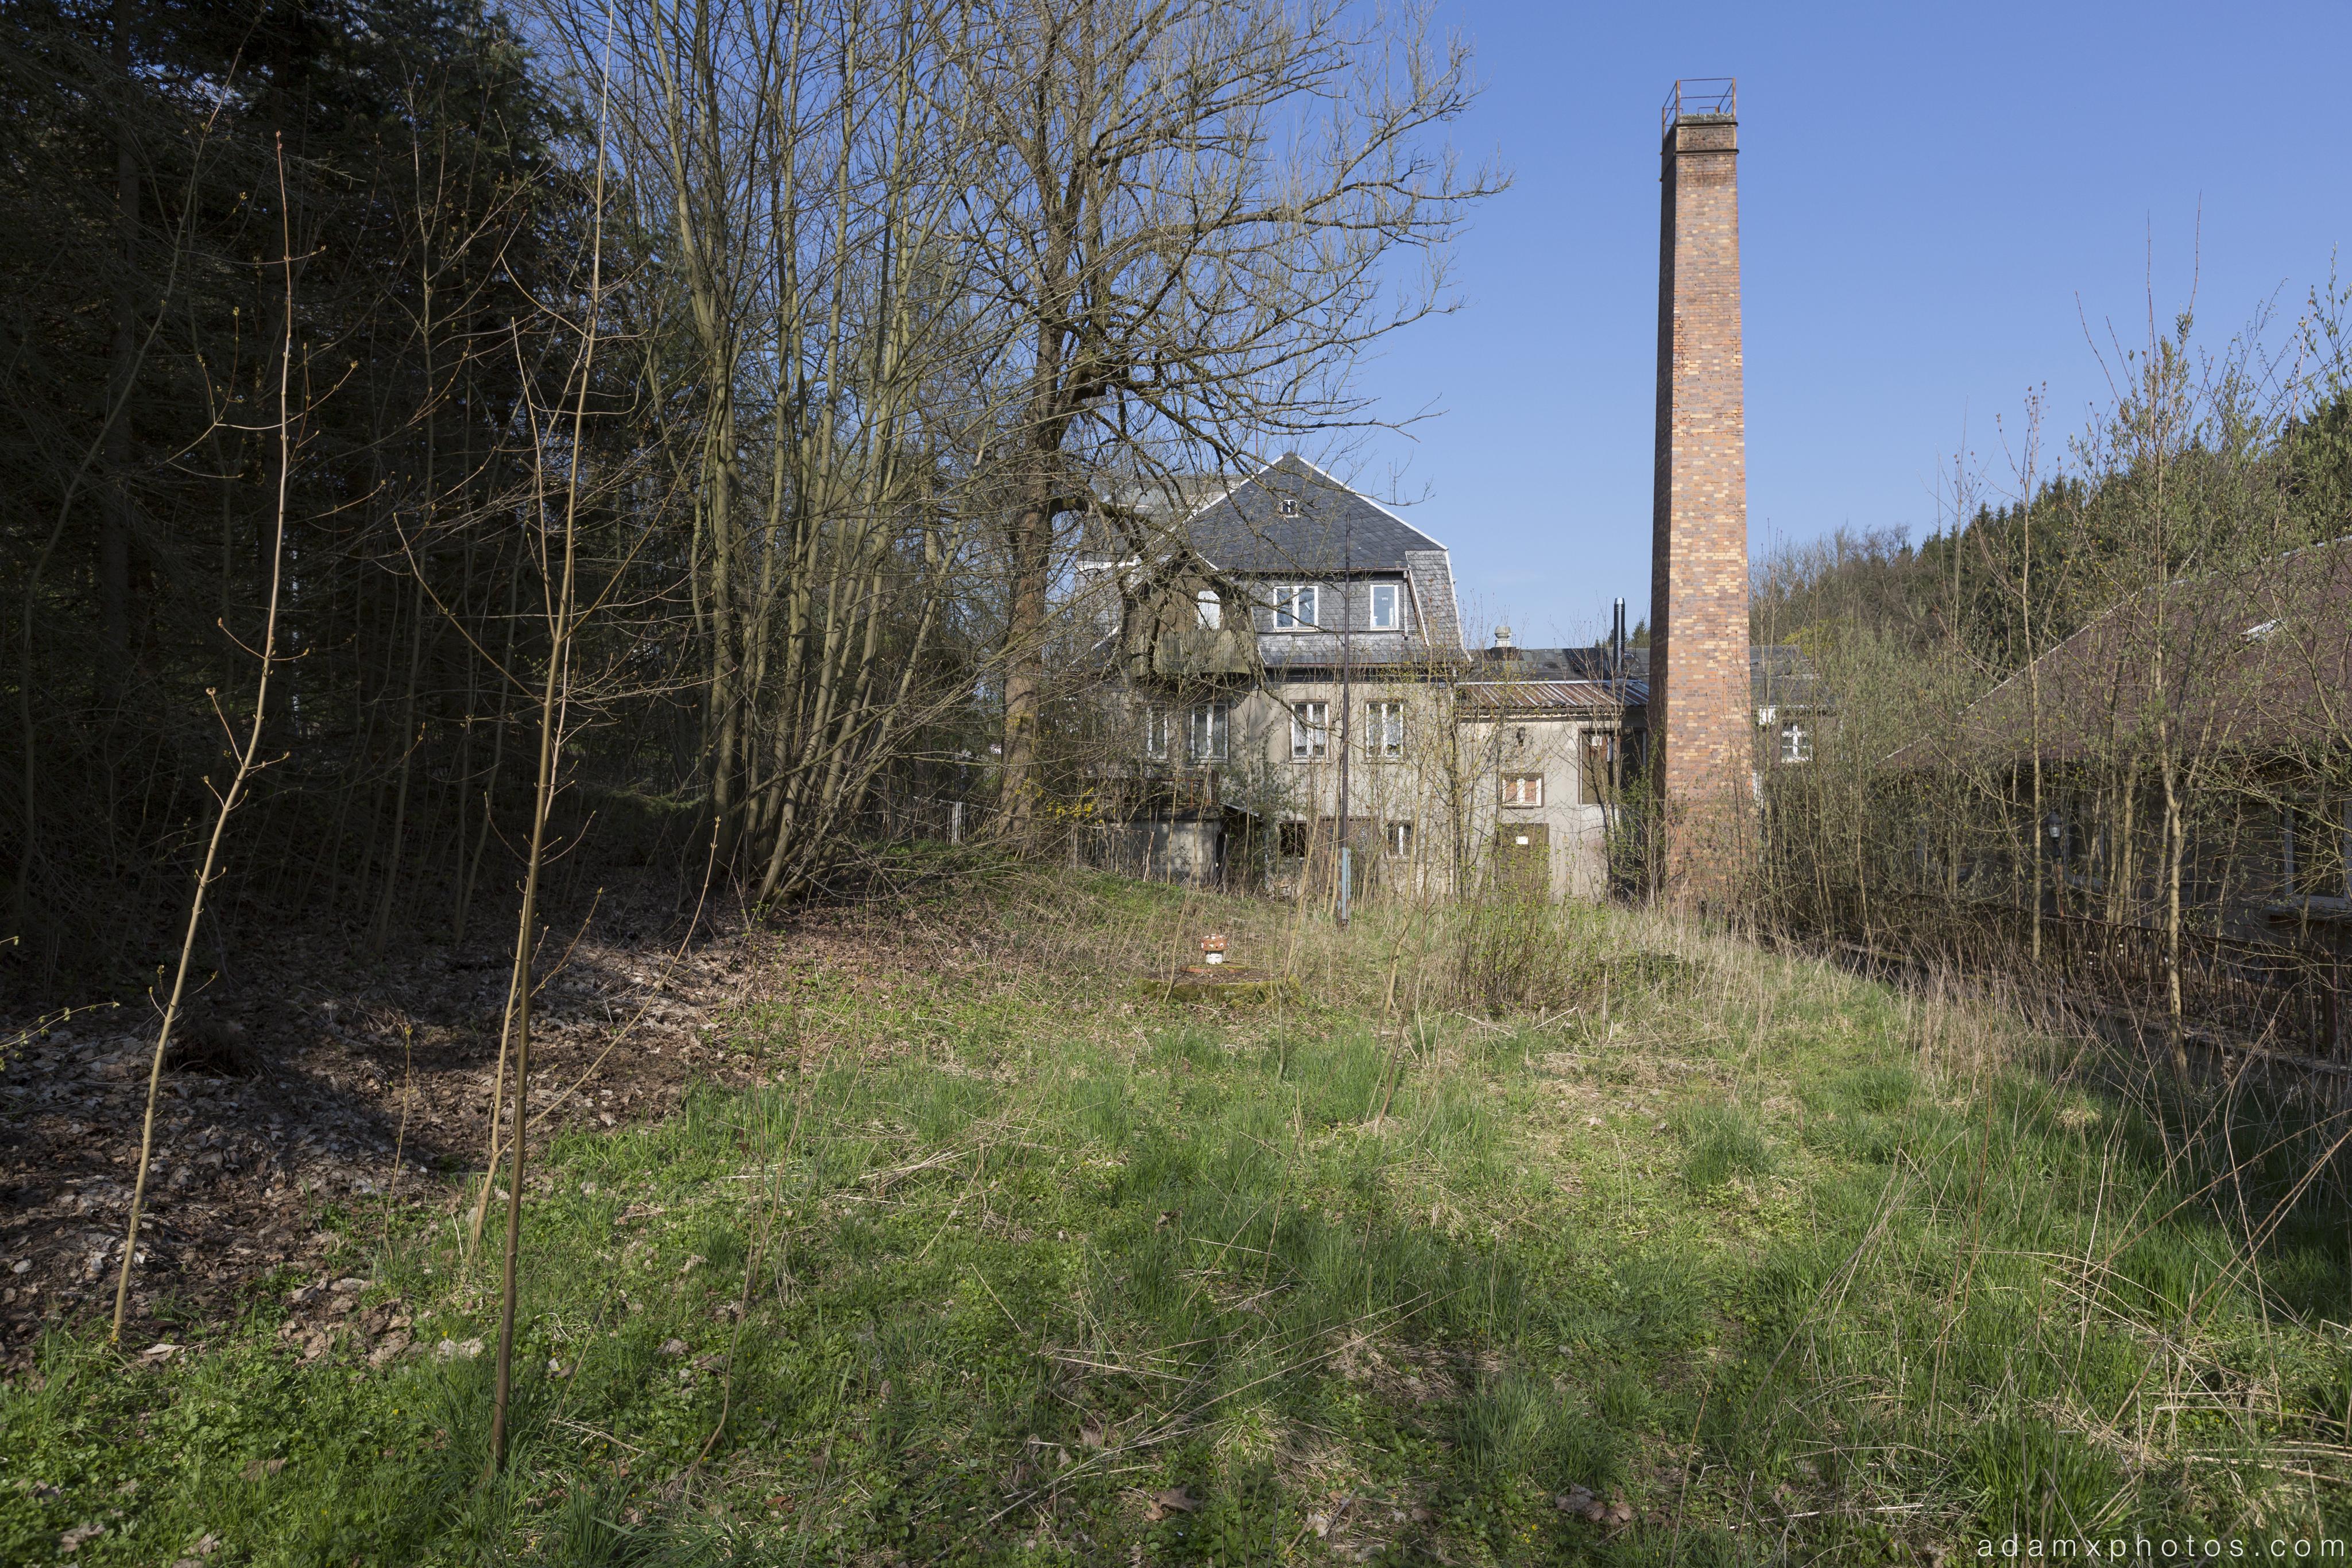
[938,0,1502,841]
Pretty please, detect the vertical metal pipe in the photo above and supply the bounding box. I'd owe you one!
[1337,506,1353,927]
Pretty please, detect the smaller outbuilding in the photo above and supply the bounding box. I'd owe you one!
[1453,628,1647,900]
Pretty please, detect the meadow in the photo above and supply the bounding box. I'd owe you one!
[5,870,2349,1565]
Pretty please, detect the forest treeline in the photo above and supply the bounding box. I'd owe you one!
[1753,393,2352,665]
[1,0,1496,998]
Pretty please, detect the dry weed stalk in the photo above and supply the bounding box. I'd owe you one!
[110,134,299,1344]
[483,29,615,1474]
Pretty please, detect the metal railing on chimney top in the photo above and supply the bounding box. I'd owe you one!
[1663,78,1737,135]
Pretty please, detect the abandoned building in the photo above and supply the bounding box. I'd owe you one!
[1069,442,1840,900]
[1064,79,1789,903]
[1080,455,1646,899]
[1947,537,2352,954]
[1078,454,1829,901]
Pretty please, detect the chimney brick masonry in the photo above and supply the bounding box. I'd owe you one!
[1649,82,1750,899]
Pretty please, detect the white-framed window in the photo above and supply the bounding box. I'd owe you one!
[1370,583,1401,630]
[2285,795,2351,900]
[1272,584,1318,630]
[1368,700,1403,758]
[1502,773,1543,807]
[1143,708,1169,760]
[1386,821,1414,858]
[1189,703,1228,762]
[1779,721,1812,764]
[1196,589,1223,630]
[1278,496,1299,517]
[1289,701,1328,760]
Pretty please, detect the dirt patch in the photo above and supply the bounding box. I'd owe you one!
[0,865,1021,1369]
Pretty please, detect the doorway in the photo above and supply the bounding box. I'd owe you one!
[1495,823,1550,897]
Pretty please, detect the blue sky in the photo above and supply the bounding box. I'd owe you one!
[1341,0,2352,649]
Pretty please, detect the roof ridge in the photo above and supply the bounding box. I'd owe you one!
[1274,453,1450,553]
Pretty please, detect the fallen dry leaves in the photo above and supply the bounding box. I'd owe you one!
[1,860,1016,1369]
[1554,1484,1634,1527]
[1141,1485,1198,1521]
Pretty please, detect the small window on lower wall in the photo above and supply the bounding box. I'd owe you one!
[1502,773,1543,807]
[1278,821,1309,858]
[1386,821,1413,858]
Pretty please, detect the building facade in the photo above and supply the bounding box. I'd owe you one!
[1085,456,1645,900]
[1456,637,1647,900]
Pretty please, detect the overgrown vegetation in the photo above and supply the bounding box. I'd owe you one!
[7,873,2350,1562]
[1,0,1496,998]
[1742,292,2352,1049]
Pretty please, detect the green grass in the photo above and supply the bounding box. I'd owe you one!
[6,873,2352,1564]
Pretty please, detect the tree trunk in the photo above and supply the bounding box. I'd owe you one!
[102,0,139,677]
[997,475,1051,847]
[2162,750,2187,1075]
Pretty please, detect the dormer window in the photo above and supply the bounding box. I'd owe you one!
[1369,583,1401,630]
[1196,589,1223,630]
[1273,585,1318,629]
[1278,497,1299,517]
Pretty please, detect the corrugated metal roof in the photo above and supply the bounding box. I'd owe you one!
[1456,679,1645,714]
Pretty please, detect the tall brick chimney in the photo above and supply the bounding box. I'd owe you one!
[1649,78,1749,898]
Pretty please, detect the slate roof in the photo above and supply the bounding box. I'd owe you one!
[1087,474,1239,539]
[1403,550,1467,659]
[1750,647,1827,710]
[1181,454,1445,574]
[1473,646,1644,682]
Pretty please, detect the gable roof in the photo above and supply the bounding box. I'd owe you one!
[1181,454,1445,575]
